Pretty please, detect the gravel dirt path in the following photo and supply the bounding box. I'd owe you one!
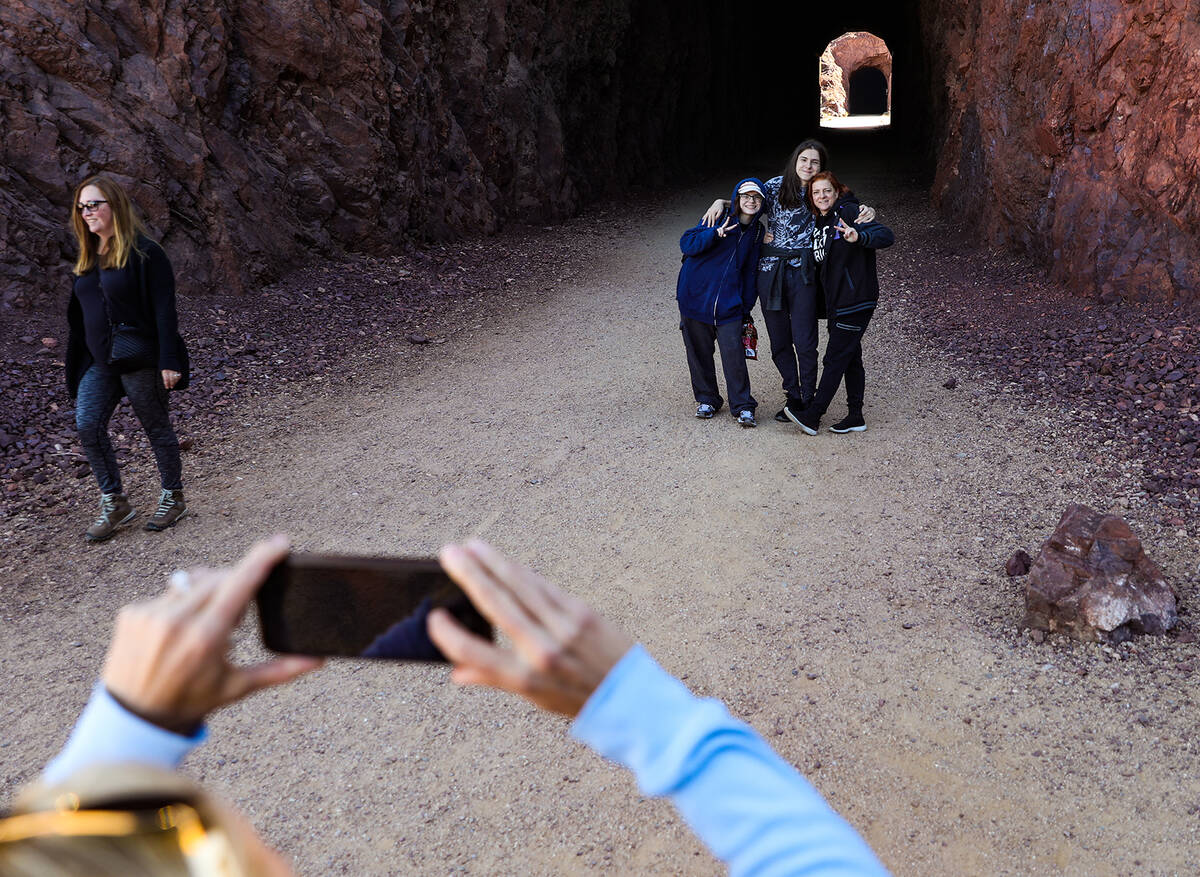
[2,164,1197,876]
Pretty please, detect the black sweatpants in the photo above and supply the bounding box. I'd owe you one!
[760,266,819,405]
[809,310,872,420]
[680,317,756,415]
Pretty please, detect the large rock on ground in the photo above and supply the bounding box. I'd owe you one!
[921,0,1200,305]
[1025,503,1178,642]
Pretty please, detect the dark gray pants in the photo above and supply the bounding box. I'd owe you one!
[761,266,819,404]
[76,364,183,494]
[680,317,756,415]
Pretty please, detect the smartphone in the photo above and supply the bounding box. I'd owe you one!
[256,553,493,660]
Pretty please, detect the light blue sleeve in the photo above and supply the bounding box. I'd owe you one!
[42,684,206,786]
[571,646,890,877]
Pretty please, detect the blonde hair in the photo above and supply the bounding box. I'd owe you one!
[70,175,150,276]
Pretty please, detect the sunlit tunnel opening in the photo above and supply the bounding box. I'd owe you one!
[819,31,892,130]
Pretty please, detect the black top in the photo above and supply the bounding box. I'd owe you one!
[72,271,110,366]
[72,265,140,365]
[65,236,190,397]
[811,196,895,318]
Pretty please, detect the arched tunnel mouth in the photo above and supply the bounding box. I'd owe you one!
[4,0,934,310]
[557,2,925,199]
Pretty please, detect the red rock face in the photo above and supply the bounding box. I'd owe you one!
[922,0,1200,305]
[2,1,1194,307]
[819,32,892,119]
[0,1,652,306]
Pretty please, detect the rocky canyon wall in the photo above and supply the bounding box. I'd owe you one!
[4,0,1197,309]
[0,0,733,308]
[922,0,1200,305]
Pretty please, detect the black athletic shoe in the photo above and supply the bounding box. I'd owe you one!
[784,403,819,435]
[774,398,805,423]
[829,415,867,433]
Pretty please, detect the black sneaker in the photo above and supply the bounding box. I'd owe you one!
[773,398,805,423]
[829,415,867,433]
[737,410,757,428]
[784,403,820,436]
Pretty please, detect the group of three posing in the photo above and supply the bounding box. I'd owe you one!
[676,140,895,433]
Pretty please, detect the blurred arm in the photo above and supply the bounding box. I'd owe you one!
[572,646,891,877]
[43,685,204,785]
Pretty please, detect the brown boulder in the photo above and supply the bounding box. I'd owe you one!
[1004,549,1031,577]
[1025,503,1178,642]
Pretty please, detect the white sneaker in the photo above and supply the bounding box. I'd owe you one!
[695,403,717,419]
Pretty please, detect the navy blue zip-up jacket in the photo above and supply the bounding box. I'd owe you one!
[811,195,894,319]
[676,178,765,326]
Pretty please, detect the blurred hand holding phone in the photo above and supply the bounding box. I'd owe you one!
[256,553,493,660]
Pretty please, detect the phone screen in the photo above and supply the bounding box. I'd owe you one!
[255,553,492,660]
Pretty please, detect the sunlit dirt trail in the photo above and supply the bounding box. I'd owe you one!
[3,165,1197,876]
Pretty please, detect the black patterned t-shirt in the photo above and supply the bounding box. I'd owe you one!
[760,175,815,271]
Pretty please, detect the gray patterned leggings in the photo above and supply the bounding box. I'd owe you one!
[75,364,183,495]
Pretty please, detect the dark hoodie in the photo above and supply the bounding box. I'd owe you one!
[811,195,895,319]
[676,177,765,326]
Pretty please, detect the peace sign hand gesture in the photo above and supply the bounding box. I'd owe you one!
[715,217,738,238]
[836,218,860,244]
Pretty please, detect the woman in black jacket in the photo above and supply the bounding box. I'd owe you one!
[785,171,894,435]
[66,175,190,541]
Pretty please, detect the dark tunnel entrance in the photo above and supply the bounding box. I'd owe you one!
[568,2,926,196]
[848,67,890,115]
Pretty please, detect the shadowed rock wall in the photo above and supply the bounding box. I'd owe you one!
[3,0,1197,308]
[922,0,1200,305]
[0,0,736,307]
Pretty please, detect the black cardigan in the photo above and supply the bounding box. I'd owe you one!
[66,236,190,397]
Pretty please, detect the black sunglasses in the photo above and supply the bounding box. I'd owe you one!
[77,200,108,213]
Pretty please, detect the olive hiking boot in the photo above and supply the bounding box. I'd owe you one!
[85,493,137,542]
[144,488,187,531]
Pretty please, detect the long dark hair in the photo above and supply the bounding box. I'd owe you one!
[777,139,829,209]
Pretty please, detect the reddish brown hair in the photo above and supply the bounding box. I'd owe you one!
[804,170,850,215]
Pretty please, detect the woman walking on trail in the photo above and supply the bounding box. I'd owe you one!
[786,170,894,435]
[677,178,767,427]
[65,175,190,542]
[702,140,875,423]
